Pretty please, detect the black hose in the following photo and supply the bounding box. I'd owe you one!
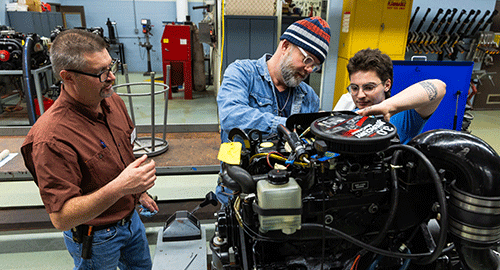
[302,223,432,260]
[223,163,256,194]
[277,124,308,161]
[0,38,23,51]
[386,144,448,265]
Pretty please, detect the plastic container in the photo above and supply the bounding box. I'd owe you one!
[256,170,302,235]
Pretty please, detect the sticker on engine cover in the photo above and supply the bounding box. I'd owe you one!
[218,142,242,165]
[313,115,394,139]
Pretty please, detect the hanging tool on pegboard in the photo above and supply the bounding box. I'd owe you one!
[466,10,499,65]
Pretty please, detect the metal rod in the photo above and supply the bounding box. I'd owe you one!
[123,64,136,126]
[150,71,156,152]
[163,65,170,143]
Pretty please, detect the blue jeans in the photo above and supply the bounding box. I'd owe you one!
[63,211,152,270]
[215,184,234,206]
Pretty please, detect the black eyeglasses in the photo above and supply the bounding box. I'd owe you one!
[66,59,119,82]
[347,81,383,94]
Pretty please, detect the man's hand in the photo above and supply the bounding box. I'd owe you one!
[139,192,159,213]
[356,102,393,122]
[49,155,157,231]
[113,155,157,196]
[356,79,446,122]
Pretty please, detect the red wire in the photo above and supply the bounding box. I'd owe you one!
[266,151,287,168]
[351,255,361,270]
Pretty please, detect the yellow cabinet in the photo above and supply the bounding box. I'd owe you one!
[334,0,413,106]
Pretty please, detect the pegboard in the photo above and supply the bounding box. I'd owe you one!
[293,0,323,17]
[224,0,276,16]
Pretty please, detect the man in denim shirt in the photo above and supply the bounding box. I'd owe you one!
[216,17,331,204]
[217,16,331,143]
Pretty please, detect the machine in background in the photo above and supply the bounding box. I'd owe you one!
[139,18,154,76]
[212,111,500,270]
[0,27,50,121]
[161,18,206,100]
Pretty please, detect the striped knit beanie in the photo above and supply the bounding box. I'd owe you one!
[280,16,331,64]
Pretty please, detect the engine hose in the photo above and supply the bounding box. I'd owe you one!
[0,38,23,52]
[387,144,448,265]
[277,124,308,162]
[239,213,457,261]
[22,35,38,124]
[222,163,256,194]
[302,223,433,260]
[219,163,243,192]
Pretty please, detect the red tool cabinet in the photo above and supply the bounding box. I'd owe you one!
[161,24,192,99]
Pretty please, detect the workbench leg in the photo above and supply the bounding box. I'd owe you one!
[183,61,192,100]
[34,73,44,115]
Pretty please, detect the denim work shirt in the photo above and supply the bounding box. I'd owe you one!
[217,54,320,143]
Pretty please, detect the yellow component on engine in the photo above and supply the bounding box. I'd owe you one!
[218,142,242,165]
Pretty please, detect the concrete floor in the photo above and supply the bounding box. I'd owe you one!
[0,72,219,127]
[468,109,500,152]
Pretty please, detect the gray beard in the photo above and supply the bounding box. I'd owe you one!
[279,53,305,88]
[100,87,115,99]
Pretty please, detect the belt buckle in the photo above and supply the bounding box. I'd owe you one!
[119,218,126,226]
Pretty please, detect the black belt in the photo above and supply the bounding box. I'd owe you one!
[91,210,134,231]
[72,210,134,242]
[71,210,134,259]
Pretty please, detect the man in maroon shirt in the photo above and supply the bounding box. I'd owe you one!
[21,29,158,269]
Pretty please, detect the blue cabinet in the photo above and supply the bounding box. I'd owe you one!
[392,60,474,132]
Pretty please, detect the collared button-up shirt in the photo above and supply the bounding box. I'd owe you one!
[21,89,137,226]
[217,54,320,143]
